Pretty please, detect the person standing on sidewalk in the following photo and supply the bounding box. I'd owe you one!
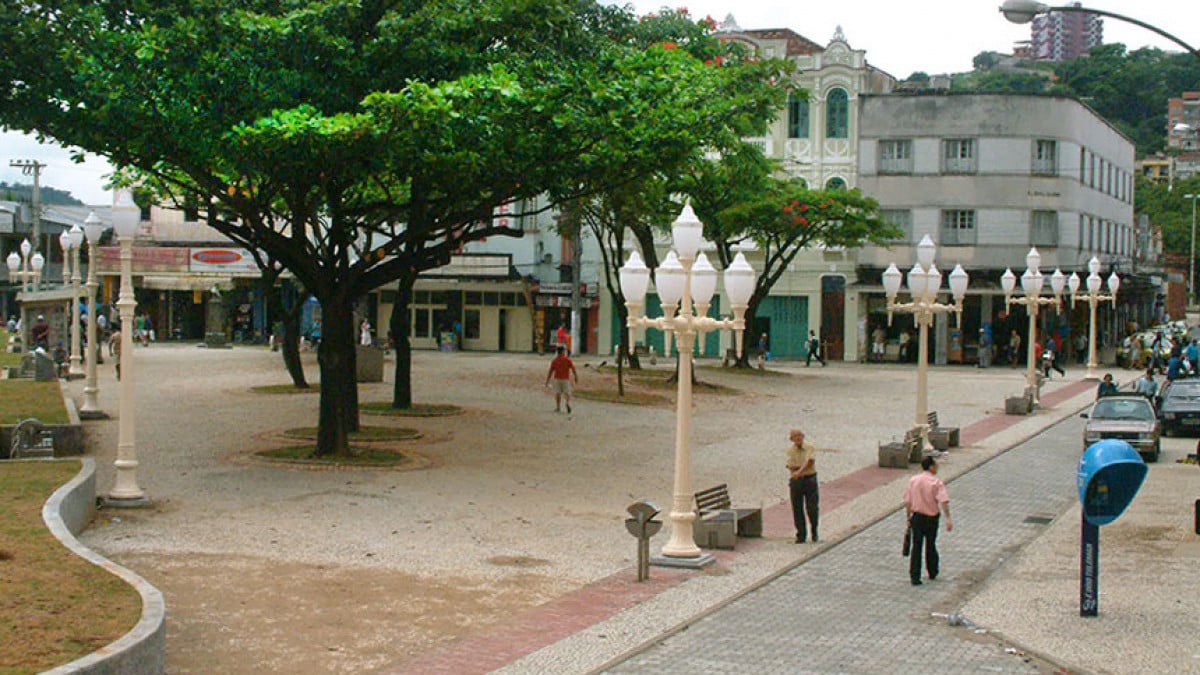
[805,330,825,367]
[786,428,819,543]
[545,346,578,413]
[903,457,952,586]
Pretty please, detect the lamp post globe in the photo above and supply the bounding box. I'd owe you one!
[999,0,1048,23]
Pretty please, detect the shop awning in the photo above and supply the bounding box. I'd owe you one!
[138,275,235,292]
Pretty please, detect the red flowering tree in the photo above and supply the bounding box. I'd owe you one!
[691,171,899,367]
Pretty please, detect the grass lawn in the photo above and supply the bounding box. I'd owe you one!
[282,426,421,441]
[360,402,463,417]
[0,380,70,425]
[249,383,320,394]
[256,445,421,467]
[0,461,142,674]
[0,328,20,369]
[573,388,670,406]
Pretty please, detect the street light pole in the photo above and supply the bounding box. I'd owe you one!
[999,1,1200,59]
[106,190,148,506]
[79,211,108,419]
[1186,194,1198,308]
[882,235,969,449]
[619,204,755,565]
[62,225,85,377]
[1067,258,1120,381]
[1002,248,1065,406]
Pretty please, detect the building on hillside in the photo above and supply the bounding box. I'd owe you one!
[1028,2,1102,62]
[852,93,1152,365]
[1135,155,1171,183]
[1168,92,1200,150]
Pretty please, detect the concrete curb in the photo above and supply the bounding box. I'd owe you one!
[38,458,167,675]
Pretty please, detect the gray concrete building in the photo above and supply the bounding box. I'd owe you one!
[850,93,1144,364]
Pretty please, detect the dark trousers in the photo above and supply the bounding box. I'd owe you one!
[789,474,819,541]
[806,344,825,366]
[909,512,940,582]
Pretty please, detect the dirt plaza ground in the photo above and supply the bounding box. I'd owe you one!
[68,344,1106,673]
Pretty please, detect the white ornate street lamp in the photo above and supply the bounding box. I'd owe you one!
[619,204,755,566]
[1001,247,1066,406]
[106,190,148,506]
[79,211,108,418]
[882,235,969,450]
[6,238,45,293]
[60,225,85,377]
[1067,257,1120,381]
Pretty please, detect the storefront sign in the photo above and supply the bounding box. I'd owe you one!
[538,282,595,296]
[189,248,260,274]
[97,246,190,274]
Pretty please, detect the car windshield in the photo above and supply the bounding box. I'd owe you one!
[1091,399,1155,421]
[1166,383,1200,401]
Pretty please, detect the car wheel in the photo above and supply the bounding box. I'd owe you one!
[1150,444,1161,463]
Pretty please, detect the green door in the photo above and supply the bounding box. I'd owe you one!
[755,296,809,358]
[611,294,723,358]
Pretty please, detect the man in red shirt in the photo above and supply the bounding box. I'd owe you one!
[903,457,952,586]
[545,346,578,413]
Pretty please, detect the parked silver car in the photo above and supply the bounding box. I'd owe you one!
[1081,395,1160,462]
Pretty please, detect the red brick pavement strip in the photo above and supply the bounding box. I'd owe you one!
[387,378,1096,674]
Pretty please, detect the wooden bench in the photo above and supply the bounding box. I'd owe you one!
[878,428,922,468]
[692,484,762,550]
[926,411,960,450]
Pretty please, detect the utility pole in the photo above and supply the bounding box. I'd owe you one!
[10,159,46,291]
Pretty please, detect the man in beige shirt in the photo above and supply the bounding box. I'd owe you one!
[786,429,819,543]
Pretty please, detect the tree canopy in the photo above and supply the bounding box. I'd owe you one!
[0,0,787,455]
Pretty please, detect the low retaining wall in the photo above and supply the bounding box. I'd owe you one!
[0,381,85,458]
[39,458,166,675]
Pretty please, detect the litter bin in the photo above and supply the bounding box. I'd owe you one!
[438,331,457,352]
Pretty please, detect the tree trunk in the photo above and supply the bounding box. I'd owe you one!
[314,299,359,456]
[278,282,308,388]
[390,276,415,409]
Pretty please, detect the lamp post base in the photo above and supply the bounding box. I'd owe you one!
[101,495,152,509]
[78,409,110,420]
[651,552,716,569]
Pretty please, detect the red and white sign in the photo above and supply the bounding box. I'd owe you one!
[189,248,260,274]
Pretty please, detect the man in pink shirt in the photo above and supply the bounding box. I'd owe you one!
[903,457,953,586]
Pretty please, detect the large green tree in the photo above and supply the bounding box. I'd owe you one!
[0,0,784,456]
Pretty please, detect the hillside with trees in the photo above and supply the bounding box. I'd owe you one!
[0,180,84,205]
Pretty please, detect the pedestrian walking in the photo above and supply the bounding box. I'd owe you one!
[1042,343,1065,378]
[871,325,886,362]
[359,318,373,346]
[109,327,123,380]
[545,345,578,413]
[977,328,991,368]
[758,333,771,362]
[903,456,952,586]
[786,428,819,543]
[31,314,51,350]
[805,330,825,367]
[1007,330,1021,367]
[898,329,911,363]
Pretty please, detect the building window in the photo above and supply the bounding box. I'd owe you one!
[879,209,912,242]
[942,139,976,174]
[825,88,849,139]
[1079,147,1086,183]
[825,176,847,190]
[1031,210,1058,247]
[878,139,913,174]
[1088,153,1096,188]
[940,209,977,245]
[1033,139,1057,175]
[787,92,809,139]
[1078,214,1085,252]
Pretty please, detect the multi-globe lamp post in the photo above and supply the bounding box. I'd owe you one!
[79,211,108,419]
[106,190,148,506]
[1068,258,1120,381]
[6,238,44,293]
[59,225,85,377]
[618,204,756,566]
[1001,247,1065,406]
[881,235,969,450]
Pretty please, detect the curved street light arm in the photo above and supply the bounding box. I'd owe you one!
[1010,4,1200,59]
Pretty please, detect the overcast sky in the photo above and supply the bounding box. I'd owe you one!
[2,0,1196,206]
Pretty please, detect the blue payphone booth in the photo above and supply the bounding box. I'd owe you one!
[1076,439,1148,616]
